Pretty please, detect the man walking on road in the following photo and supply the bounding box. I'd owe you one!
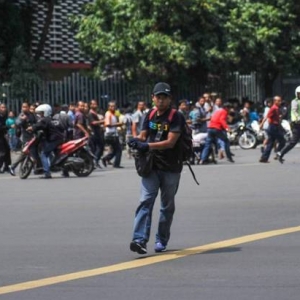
[259,96,285,163]
[129,82,184,254]
[199,102,234,164]
[277,87,300,163]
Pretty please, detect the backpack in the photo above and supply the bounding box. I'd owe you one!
[149,108,199,185]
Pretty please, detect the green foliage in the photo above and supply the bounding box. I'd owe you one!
[0,1,41,99]
[9,46,41,99]
[73,0,300,92]
[73,0,224,82]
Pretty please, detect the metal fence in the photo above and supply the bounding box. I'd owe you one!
[1,72,262,113]
[226,72,262,103]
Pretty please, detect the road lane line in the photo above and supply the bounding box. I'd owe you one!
[0,225,299,295]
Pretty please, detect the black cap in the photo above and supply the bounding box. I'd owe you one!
[152,82,171,96]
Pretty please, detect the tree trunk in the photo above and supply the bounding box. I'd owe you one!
[34,0,55,61]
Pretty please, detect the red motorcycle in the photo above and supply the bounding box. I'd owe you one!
[19,135,95,179]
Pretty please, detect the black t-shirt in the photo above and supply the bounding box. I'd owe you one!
[88,111,101,137]
[142,108,184,173]
[74,111,88,139]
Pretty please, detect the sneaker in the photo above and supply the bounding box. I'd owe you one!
[101,158,107,168]
[259,158,269,163]
[61,170,69,178]
[95,161,102,169]
[8,165,16,176]
[277,152,284,164]
[39,174,52,179]
[154,242,167,253]
[130,240,147,254]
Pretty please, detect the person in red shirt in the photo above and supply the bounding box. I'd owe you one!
[259,96,285,163]
[200,102,234,164]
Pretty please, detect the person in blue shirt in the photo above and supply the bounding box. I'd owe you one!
[5,111,18,151]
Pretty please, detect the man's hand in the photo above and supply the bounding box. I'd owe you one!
[127,137,140,148]
[128,139,149,153]
[26,126,33,132]
[133,141,149,153]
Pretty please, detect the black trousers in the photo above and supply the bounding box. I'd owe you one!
[280,123,300,157]
[0,135,11,170]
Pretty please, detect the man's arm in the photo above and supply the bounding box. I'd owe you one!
[76,123,89,137]
[104,113,122,128]
[291,100,299,121]
[220,111,229,131]
[148,131,181,150]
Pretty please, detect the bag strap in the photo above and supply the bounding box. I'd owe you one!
[185,162,200,185]
[149,107,177,122]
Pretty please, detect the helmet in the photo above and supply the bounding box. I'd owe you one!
[295,86,300,98]
[35,104,52,117]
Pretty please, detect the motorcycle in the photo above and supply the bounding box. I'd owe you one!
[19,135,95,179]
[281,119,293,142]
[250,120,265,146]
[228,120,257,149]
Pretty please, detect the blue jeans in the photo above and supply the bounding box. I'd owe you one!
[132,170,181,246]
[8,134,18,151]
[40,140,63,175]
[261,124,285,160]
[201,128,232,161]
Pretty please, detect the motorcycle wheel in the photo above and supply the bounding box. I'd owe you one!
[19,156,34,179]
[73,151,94,177]
[238,131,257,149]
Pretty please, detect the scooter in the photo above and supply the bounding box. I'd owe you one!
[19,135,95,179]
[228,120,257,149]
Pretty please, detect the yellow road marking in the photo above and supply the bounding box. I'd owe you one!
[0,225,299,295]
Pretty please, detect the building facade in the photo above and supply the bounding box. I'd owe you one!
[14,0,92,71]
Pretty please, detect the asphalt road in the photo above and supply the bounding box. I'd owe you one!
[0,147,300,300]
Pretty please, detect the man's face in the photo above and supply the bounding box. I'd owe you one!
[22,103,29,113]
[8,111,14,118]
[90,100,98,111]
[198,97,205,106]
[69,104,75,112]
[152,94,171,110]
[203,94,210,102]
[215,98,222,106]
[30,105,36,113]
[297,93,300,99]
[274,97,282,107]
[0,104,6,114]
[137,102,145,111]
[77,102,85,113]
[108,103,116,112]
[179,102,187,111]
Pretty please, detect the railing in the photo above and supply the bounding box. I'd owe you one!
[1,72,263,112]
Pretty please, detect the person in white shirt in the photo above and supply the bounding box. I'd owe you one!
[102,101,124,168]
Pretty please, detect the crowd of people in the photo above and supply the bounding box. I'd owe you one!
[0,86,299,176]
[1,82,300,255]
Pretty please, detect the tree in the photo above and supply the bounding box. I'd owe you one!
[209,0,300,96]
[0,1,41,100]
[73,0,223,84]
[73,0,300,96]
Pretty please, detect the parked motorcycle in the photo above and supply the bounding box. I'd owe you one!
[281,119,293,142]
[19,135,95,179]
[228,120,257,149]
[250,120,265,146]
